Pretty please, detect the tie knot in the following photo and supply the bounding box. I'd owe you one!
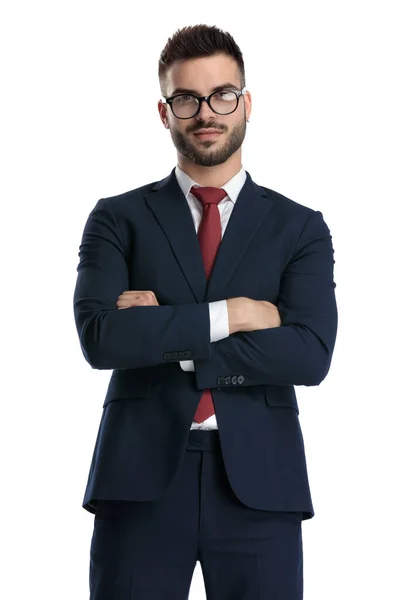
[190,185,227,206]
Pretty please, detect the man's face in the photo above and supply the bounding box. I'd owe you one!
[160,54,251,167]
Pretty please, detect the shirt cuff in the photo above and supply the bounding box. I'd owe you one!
[209,299,229,342]
[180,360,194,371]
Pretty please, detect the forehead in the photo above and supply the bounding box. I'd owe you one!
[167,54,240,95]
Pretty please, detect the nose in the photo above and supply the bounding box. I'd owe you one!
[196,97,215,121]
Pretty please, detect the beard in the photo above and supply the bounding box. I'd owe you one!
[168,117,247,167]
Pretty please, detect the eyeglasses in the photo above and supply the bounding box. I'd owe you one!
[162,87,246,119]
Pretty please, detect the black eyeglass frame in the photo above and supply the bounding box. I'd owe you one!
[162,87,247,119]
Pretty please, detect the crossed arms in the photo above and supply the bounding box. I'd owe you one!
[73,197,338,388]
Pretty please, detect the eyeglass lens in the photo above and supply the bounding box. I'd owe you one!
[172,90,238,118]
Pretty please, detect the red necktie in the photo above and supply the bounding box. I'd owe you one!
[190,185,227,422]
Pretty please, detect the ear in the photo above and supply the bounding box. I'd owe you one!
[244,89,252,123]
[158,99,170,129]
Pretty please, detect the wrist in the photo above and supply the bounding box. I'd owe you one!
[227,297,248,334]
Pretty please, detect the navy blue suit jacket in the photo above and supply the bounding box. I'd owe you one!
[73,167,338,520]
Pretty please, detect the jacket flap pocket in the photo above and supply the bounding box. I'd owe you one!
[103,369,151,407]
[263,384,299,414]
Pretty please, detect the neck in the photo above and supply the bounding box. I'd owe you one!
[178,151,242,188]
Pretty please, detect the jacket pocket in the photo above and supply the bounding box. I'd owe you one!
[103,369,152,407]
[263,384,299,414]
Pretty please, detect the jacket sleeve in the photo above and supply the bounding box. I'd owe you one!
[194,210,338,388]
[73,197,212,370]
[179,299,230,371]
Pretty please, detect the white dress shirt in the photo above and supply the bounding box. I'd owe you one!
[174,163,248,430]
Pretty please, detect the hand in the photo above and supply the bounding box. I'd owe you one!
[247,299,281,331]
[116,290,159,309]
[227,297,281,333]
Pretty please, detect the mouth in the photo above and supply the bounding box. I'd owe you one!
[193,131,223,141]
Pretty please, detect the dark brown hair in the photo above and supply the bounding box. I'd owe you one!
[158,24,246,98]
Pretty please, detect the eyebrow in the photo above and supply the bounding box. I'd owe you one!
[170,83,239,96]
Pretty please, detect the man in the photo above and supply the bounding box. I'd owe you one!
[73,24,338,600]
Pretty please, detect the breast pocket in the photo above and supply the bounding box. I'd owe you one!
[103,369,152,407]
[263,384,299,414]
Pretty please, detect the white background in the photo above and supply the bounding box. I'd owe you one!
[1,1,399,598]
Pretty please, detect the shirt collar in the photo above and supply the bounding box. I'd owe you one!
[175,163,247,204]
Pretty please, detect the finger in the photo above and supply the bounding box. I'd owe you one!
[119,290,153,295]
[118,299,149,308]
[119,290,155,299]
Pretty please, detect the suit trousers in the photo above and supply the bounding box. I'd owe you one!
[89,429,303,599]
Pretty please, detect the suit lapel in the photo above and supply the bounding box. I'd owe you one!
[144,168,273,302]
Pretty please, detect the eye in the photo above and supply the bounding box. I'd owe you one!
[175,95,196,103]
[215,90,237,101]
